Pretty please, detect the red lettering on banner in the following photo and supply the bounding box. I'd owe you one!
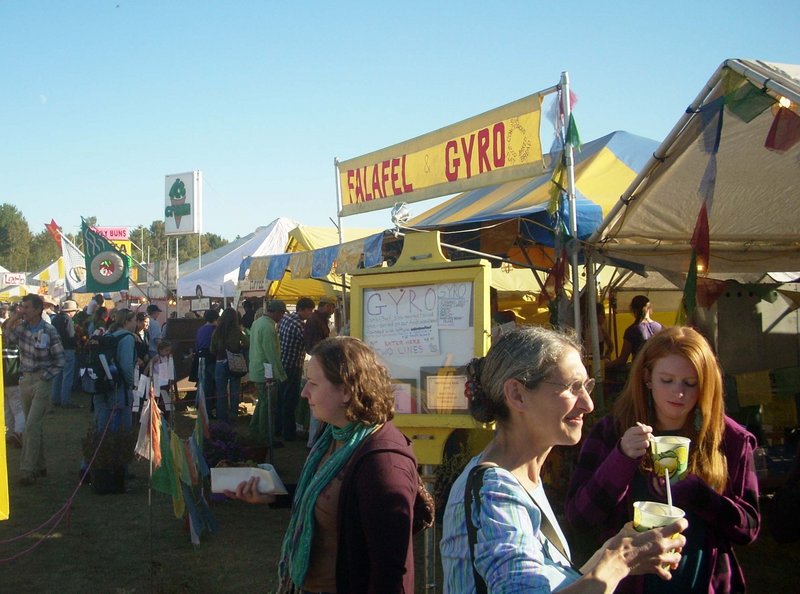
[477,128,490,173]
[362,166,373,201]
[401,155,413,193]
[380,160,390,197]
[445,141,459,182]
[346,154,414,204]
[444,122,507,181]
[460,135,475,178]
[391,158,401,193]
[371,166,384,200]
[347,170,356,203]
[95,227,130,240]
[354,168,364,202]
[493,124,505,167]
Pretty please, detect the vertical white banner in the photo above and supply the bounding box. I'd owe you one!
[165,170,202,235]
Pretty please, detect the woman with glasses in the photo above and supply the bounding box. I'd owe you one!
[441,326,686,593]
[566,326,760,593]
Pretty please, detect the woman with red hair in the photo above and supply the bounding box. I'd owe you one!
[566,326,760,593]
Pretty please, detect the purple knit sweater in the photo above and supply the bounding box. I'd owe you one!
[565,415,760,593]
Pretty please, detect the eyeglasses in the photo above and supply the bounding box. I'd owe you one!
[539,377,596,396]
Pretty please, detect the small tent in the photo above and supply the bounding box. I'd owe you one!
[177,218,299,299]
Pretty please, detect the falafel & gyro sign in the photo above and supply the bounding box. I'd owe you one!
[337,93,544,216]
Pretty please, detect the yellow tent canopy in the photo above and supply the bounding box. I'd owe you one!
[240,225,381,302]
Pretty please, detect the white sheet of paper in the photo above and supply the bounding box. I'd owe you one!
[392,383,414,413]
[264,363,273,379]
[157,356,174,386]
[136,374,150,399]
[211,465,288,495]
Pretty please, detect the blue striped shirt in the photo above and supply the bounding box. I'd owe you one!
[441,456,581,593]
[6,319,65,381]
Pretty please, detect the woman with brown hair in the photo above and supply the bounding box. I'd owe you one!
[228,336,424,593]
[210,307,248,423]
[566,326,760,593]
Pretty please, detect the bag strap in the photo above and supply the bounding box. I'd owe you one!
[464,462,494,594]
[464,462,579,589]
[525,488,572,566]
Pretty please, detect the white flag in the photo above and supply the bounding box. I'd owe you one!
[61,233,87,292]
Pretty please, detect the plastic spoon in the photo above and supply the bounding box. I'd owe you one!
[664,467,673,512]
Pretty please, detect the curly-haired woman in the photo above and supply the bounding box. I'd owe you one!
[228,336,426,593]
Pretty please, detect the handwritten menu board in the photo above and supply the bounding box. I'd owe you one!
[362,282,474,413]
[363,283,471,358]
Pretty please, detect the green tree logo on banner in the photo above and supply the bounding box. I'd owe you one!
[166,178,191,228]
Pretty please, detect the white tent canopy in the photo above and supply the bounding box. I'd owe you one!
[177,218,299,298]
[592,59,800,274]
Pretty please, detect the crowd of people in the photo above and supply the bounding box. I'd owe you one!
[1,293,169,485]
[1,288,769,593]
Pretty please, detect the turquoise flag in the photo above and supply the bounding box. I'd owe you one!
[81,219,130,293]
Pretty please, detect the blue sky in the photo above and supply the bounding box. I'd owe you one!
[2,1,798,243]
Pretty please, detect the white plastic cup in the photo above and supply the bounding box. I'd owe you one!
[633,501,685,532]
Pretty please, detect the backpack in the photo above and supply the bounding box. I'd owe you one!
[80,332,131,394]
[2,345,20,387]
[52,312,77,349]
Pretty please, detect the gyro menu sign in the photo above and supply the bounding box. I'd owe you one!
[363,282,472,358]
[338,93,544,216]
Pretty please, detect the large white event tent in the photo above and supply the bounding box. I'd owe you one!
[176,217,299,299]
[590,59,800,275]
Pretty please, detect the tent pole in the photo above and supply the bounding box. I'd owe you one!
[585,254,603,411]
[165,237,170,318]
[334,158,348,329]
[561,71,581,341]
[175,237,180,317]
[725,59,800,106]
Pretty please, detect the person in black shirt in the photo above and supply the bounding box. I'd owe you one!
[51,300,79,408]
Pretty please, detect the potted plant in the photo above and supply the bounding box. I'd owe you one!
[81,426,137,494]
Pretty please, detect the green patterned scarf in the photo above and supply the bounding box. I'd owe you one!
[277,421,377,591]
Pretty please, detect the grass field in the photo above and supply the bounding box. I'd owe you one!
[2,388,798,593]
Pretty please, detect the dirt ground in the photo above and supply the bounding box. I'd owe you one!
[1,388,799,592]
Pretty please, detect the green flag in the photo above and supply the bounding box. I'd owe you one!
[566,113,582,151]
[82,219,130,293]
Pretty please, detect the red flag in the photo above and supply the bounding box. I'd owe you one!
[45,219,62,249]
[537,250,568,307]
[765,107,800,152]
[697,277,727,308]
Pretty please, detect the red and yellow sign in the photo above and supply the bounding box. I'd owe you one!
[338,93,543,217]
[92,228,137,282]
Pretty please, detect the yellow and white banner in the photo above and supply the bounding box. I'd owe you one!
[338,93,544,217]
